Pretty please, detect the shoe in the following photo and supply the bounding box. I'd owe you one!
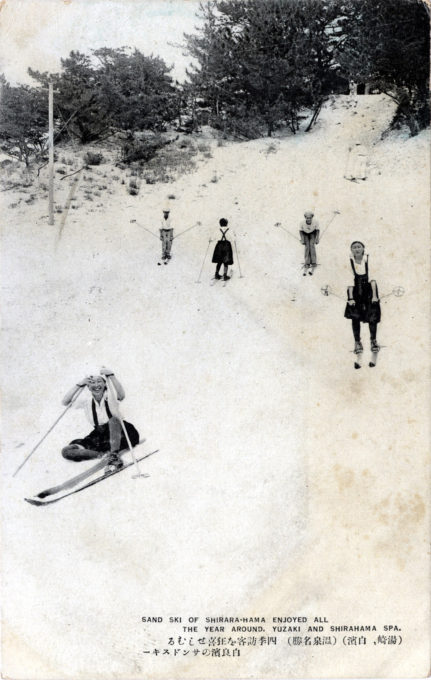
[354,341,363,354]
[370,339,380,352]
[223,274,230,281]
[215,273,221,280]
[104,452,124,473]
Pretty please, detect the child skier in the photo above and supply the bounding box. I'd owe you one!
[299,210,320,275]
[160,210,174,261]
[212,218,234,280]
[344,241,381,364]
[61,368,140,472]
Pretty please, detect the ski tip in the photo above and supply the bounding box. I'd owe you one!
[24,497,45,506]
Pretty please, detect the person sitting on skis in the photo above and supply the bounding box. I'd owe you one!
[212,218,234,280]
[160,209,174,261]
[61,367,139,473]
[344,241,381,356]
[299,210,320,275]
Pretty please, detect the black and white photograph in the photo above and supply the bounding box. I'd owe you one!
[1,0,430,677]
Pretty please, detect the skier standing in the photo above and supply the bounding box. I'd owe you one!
[212,218,234,280]
[160,210,174,261]
[299,210,320,275]
[344,241,381,358]
[61,368,140,472]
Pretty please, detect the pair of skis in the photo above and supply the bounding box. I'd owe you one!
[354,348,379,370]
[301,263,320,276]
[25,441,158,506]
[210,271,233,287]
[158,255,172,266]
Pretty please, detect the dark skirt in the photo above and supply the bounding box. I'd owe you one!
[212,240,233,265]
[70,421,140,453]
[344,277,381,323]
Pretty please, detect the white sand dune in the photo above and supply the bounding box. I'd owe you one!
[2,95,429,679]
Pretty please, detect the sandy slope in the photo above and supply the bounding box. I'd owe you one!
[2,95,430,678]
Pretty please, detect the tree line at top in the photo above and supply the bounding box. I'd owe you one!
[0,0,429,167]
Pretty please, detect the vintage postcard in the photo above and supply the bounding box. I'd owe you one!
[1,0,430,678]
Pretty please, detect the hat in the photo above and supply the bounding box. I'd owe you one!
[350,241,365,249]
[88,374,107,383]
[304,210,314,218]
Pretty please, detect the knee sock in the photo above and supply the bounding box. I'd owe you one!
[369,322,377,341]
[352,319,361,342]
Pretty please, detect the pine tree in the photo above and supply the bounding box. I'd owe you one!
[335,0,429,134]
[93,48,179,132]
[184,0,350,138]
[29,51,110,144]
[0,78,47,165]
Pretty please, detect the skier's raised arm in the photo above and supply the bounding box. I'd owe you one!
[62,377,90,406]
[99,367,125,400]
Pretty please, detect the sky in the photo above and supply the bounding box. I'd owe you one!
[0,0,202,85]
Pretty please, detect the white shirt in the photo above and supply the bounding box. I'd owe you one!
[299,218,319,234]
[160,217,172,231]
[74,391,122,427]
[349,253,369,276]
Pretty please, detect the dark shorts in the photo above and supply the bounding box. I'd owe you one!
[344,279,381,324]
[69,421,140,454]
[212,240,234,265]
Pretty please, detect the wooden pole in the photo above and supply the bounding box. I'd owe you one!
[48,81,54,225]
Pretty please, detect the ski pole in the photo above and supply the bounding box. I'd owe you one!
[174,221,201,240]
[105,374,147,479]
[130,219,158,239]
[380,286,406,300]
[196,238,212,283]
[319,210,340,240]
[233,233,244,278]
[13,385,85,477]
[320,285,344,301]
[274,223,300,242]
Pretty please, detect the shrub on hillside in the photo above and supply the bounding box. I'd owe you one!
[128,177,140,195]
[120,134,168,165]
[390,88,430,136]
[84,151,104,166]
